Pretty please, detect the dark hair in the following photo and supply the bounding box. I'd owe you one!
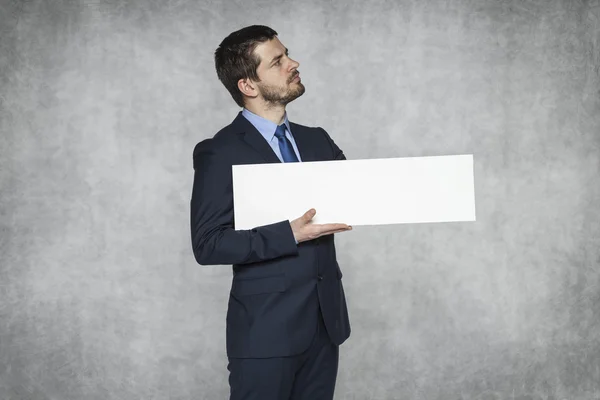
[214,25,278,108]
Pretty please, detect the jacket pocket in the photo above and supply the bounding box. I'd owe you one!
[231,275,286,296]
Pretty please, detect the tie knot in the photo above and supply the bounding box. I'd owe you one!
[274,124,286,139]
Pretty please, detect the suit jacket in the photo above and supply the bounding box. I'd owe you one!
[190,111,351,359]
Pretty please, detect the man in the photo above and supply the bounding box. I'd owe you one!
[190,25,352,400]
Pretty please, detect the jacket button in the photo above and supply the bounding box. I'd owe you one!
[317,275,323,281]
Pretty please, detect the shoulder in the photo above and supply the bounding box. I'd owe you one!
[291,121,344,160]
[290,121,338,147]
[192,126,238,170]
[290,121,331,140]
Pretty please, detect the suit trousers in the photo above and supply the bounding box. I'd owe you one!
[227,306,339,400]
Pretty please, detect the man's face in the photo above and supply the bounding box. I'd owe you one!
[252,37,305,106]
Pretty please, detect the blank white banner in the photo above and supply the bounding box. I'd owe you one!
[232,154,476,230]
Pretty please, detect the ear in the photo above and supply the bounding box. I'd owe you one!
[238,77,257,98]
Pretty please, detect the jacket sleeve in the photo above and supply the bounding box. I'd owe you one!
[190,139,299,266]
[319,127,347,160]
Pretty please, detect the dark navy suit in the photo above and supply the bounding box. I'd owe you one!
[190,110,351,399]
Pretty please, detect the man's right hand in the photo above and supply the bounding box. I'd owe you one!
[290,208,352,244]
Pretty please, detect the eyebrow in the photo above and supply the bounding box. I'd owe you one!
[269,48,289,66]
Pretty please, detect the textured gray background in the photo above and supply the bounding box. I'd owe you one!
[1,0,599,399]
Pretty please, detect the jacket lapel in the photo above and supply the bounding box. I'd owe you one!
[233,112,281,164]
[289,122,318,162]
[232,111,319,163]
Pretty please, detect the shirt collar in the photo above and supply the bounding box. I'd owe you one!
[241,108,291,142]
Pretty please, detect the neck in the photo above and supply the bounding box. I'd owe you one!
[244,102,286,125]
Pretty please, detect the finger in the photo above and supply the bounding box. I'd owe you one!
[316,226,352,236]
[316,228,352,237]
[303,208,316,222]
[315,223,350,232]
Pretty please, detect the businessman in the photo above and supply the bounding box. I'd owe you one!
[190,25,352,400]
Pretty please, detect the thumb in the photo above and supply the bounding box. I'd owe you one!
[303,208,316,222]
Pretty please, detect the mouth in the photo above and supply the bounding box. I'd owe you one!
[292,74,300,82]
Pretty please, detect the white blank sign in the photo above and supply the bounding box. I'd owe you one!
[232,154,476,230]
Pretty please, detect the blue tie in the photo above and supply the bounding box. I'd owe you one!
[274,124,299,162]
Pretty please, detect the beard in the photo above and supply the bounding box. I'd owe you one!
[257,79,305,107]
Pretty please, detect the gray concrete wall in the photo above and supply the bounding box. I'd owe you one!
[1,0,599,399]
